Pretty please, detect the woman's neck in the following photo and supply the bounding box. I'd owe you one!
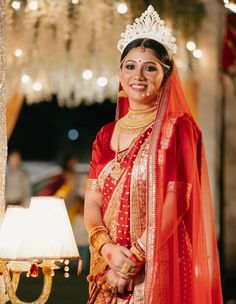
[128,100,157,111]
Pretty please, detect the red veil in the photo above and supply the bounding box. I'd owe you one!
[117,66,223,303]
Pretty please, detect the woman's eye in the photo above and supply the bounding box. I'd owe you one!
[125,64,135,70]
[145,66,157,72]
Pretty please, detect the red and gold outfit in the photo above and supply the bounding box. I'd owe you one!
[87,67,223,303]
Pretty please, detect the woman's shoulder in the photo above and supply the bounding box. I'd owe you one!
[98,121,116,134]
[94,121,116,144]
[167,112,201,135]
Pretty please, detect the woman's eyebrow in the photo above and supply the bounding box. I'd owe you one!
[124,59,157,64]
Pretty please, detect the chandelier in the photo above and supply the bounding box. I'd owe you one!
[6,0,131,106]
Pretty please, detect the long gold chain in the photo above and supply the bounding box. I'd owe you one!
[110,106,157,182]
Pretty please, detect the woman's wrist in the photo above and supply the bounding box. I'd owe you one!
[100,242,113,257]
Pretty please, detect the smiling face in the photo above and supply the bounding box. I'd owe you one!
[119,48,164,109]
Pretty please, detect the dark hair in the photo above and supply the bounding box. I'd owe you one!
[120,38,173,85]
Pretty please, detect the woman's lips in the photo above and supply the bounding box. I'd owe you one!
[130,84,148,91]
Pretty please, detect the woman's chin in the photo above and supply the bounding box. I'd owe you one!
[128,93,156,105]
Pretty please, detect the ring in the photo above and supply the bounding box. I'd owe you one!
[101,282,113,292]
[121,262,131,274]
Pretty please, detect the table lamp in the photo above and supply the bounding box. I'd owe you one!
[0,197,81,304]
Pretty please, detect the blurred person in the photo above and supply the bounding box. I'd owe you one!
[38,153,80,208]
[5,150,31,207]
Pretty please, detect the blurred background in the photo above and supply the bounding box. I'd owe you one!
[3,0,236,302]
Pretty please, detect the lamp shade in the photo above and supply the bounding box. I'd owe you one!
[17,197,79,260]
[0,206,29,260]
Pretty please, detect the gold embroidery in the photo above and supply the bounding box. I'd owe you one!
[167,181,192,206]
[86,179,100,192]
[160,118,177,150]
[103,173,127,242]
[130,136,151,243]
[158,149,164,166]
[157,117,177,166]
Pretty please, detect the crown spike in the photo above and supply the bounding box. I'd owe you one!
[117,5,177,56]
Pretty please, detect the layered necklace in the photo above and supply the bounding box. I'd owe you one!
[110,104,157,182]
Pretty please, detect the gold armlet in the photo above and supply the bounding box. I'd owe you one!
[86,179,100,192]
[89,226,113,254]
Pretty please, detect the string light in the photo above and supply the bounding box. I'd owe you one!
[117,3,128,15]
[14,49,23,57]
[21,74,30,84]
[32,82,42,91]
[97,76,108,87]
[186,41,196,52]
[11,1,21,10]
[82,69,93,80]
[193,49,203,59]
[28,1,39,11]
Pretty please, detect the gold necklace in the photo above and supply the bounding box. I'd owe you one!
[116,108,157,134]
[110,106,157,182]
[110,131,124,182]
[128,104,157,115]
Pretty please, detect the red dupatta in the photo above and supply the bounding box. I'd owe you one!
[141,67,223,303]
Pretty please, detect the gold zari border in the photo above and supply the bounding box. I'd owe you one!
[86,178,100,192]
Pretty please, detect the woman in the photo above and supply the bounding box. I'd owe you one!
[84,5,223,304]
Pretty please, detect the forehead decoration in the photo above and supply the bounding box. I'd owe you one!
[117,5,177,57]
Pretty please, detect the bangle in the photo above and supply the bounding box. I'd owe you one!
[89,225,113,254]
[136,238,146,255]
[130,243,145,262]
[86,179,100,192]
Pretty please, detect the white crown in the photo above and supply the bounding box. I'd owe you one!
[117,5,177,56]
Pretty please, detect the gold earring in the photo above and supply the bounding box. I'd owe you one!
[118,90,127,98]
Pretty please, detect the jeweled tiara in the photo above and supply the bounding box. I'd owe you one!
[117,5,177,56]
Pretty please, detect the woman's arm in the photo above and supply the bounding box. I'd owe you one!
[84,188,139,280]
[84,190,104,230]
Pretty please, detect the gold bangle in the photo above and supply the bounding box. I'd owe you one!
[89,226,113,254]
[89,225,107,238]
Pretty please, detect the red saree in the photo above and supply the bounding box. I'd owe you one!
[87,66,223,303]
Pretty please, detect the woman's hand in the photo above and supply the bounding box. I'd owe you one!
[101,243,143,279]
[106,269,132,294]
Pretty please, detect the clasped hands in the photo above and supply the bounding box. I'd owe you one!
[99,243,144,294]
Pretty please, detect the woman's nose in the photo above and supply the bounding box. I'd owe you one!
[134,67,146,80]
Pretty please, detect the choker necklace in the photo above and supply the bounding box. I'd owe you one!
[116,105,157,135]
[128,104,157,115]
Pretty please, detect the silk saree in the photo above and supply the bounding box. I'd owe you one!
[87,67,223,304]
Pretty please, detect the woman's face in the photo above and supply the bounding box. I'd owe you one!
[119,47,164,107]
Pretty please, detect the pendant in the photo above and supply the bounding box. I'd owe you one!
[111,162,123,182]
[30,263,39,277]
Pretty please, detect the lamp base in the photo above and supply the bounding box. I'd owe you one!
[0,259,53,304]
